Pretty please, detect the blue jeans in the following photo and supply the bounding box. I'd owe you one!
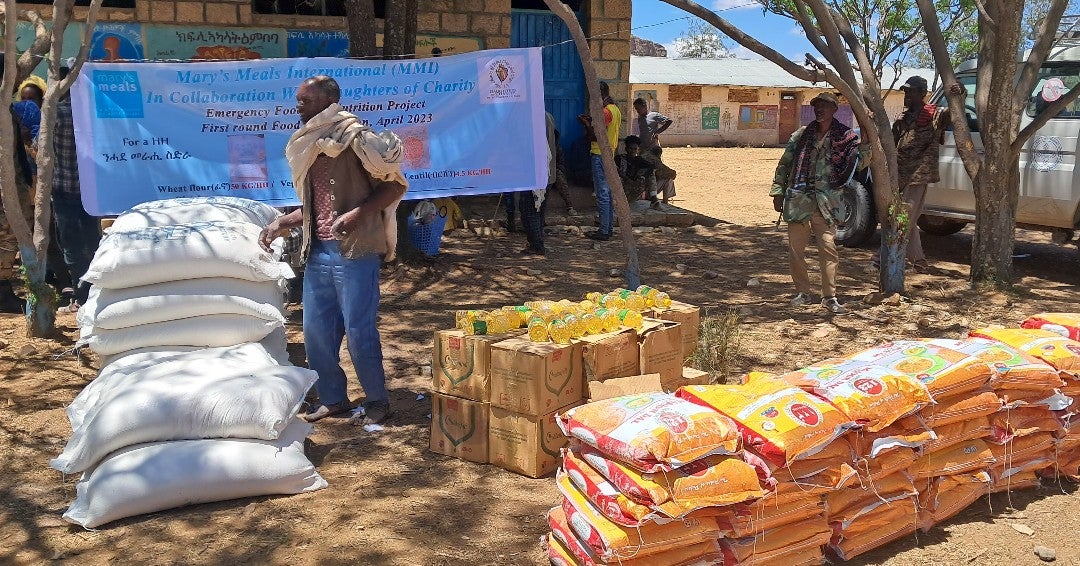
[302,240,388,407]
[52,192,100,305]
[591,154,613,234]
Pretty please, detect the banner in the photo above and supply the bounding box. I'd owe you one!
[71,48,548,215]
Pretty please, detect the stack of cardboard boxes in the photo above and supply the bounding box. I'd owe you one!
[430,301,707,477]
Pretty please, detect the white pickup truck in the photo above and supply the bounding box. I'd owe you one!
[836,21,1080,253]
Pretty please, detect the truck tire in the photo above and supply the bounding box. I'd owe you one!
[918,215,967,236]
[835,179,877,247]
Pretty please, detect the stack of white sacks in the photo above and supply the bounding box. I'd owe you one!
[54,196,327,529]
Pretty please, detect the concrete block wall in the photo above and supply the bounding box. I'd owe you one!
[586,0,631,135]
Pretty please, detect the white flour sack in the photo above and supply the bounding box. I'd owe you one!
[69,342,283,430]
[81,314,283,356]
[109,197,282,231]
[93,329,290,370]
[52,364,317,474]
[63,420,327,529]
[78,278,286,330]
[83,221,293,289]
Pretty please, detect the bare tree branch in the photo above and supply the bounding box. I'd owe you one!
[0,0,35,262]
[541,0,641,288]
[1014,82,1080,151]
[972,0,996,27]
[1015,0,1067,110]
[916,0,981,180]
[15,9,48,88]
[659,0,823,82]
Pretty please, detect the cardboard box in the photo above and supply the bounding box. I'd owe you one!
[647,301,701,359]
[489,338,583,415]
[429,393,488,464]
[588,373,663,402]
[661,367,713,393]
[488,403,577,477]
[577,327,640,383]
[432,329,523,402]
[639,319,684,387]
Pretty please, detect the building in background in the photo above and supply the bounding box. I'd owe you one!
[629,55,934,147]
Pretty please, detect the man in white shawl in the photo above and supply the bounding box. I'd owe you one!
[260,76,407,425]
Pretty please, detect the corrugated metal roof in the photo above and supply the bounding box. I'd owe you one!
[629,55,936,90]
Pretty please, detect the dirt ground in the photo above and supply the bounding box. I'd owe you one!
[3,147,1080,565]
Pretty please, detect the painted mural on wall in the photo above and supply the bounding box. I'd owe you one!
[90,23,144,61]
[738,105,779,130]
[700,106,719,130]
[12,22,84,76]
[144,26,286,60]
[286,30,349,57]
[633,89,659,111]
[286,31,482,58]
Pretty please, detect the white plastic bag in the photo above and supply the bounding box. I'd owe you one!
[109,197,281,231]
[69,342,285,431]
[81,314,282,356]
[63,420,326,529]
[53,364,317,474]
[83,221,293,289]
[79,278,286,330]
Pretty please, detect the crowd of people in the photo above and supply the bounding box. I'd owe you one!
[3,54,100,314]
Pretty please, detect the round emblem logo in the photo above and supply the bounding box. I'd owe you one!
[787,402,822,427]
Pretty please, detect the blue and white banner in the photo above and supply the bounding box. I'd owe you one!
[71,48,548,215]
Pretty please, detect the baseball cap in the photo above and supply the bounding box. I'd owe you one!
[809,92,839,107]
[900,76,928,91]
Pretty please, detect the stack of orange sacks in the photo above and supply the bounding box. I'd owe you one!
[542,317,1080,566]
[678,374,857,565]
[547,392,751,565]
[974,319,1080,481]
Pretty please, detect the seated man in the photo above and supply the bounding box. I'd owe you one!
[616,135,659,207]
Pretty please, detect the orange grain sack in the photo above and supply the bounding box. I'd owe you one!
[828,497,918,561]
[916,471,991,532]
[557,392,740,472]
[989,432,1055,479]
[571,444,765,518]
[826,472,916,522]
[910,438,996,479]
[557,473,721,562]
[937,337,1064,389]
[917,391,1001,428]
[990,469,1041,493]
[719,521,831,565]
[720,497,825,538]
[1022,313,1080,341]
[921,416,992,454]
[781,358,932,432]
[849,340,991,399]
[676,376,853,467]
[989,407,1062,443]
[970,328,1080,373]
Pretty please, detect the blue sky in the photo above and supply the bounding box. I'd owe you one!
[630,0,816,61]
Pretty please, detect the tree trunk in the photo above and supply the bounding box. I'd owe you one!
[380,0,422,263]
[382,0,413,58]
[541,0,640,288]
[344,0,377,57]
[970,149,1020,287]
[968,2,1023,289]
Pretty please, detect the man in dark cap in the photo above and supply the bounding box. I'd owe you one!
[891,75,956,273]
[771,92,866,315]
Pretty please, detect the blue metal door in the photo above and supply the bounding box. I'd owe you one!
[510,9,585,154]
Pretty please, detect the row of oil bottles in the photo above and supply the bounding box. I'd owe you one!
[454,286,673,344]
